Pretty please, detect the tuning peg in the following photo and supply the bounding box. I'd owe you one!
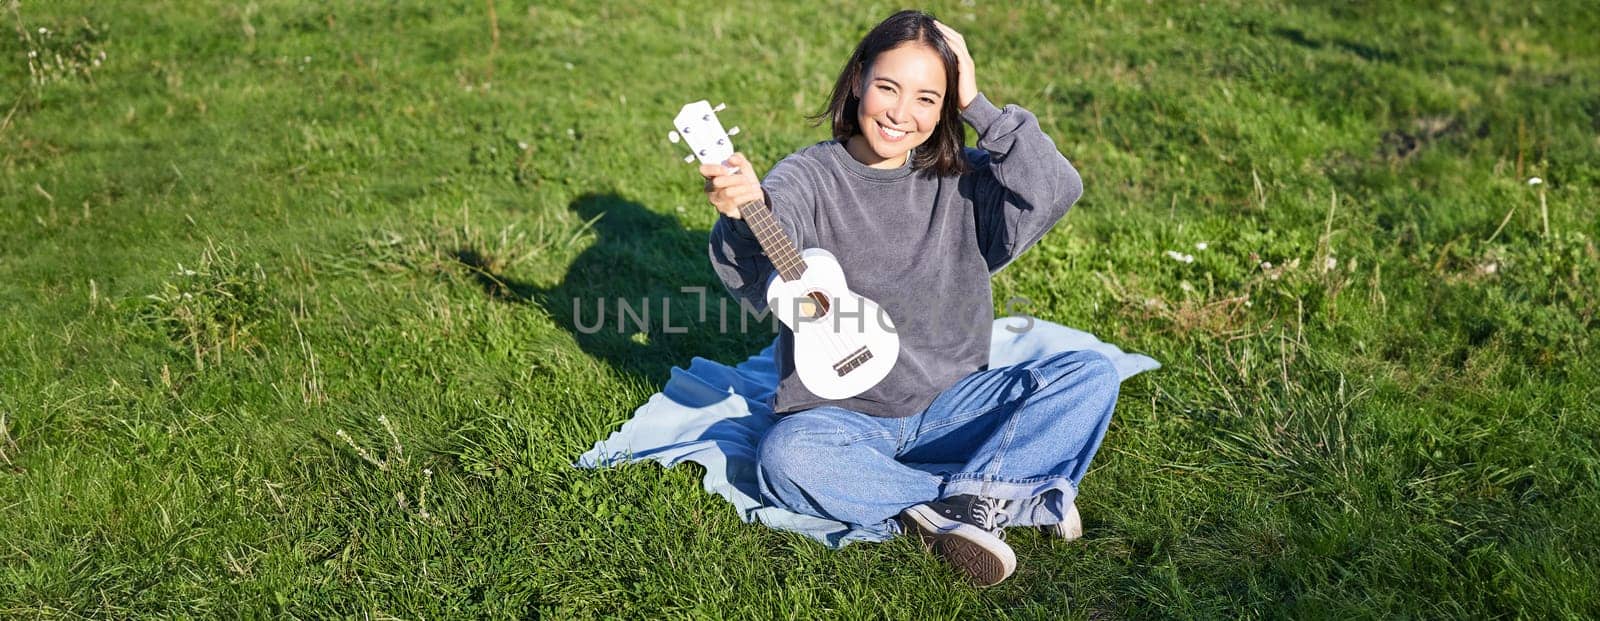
[668,130,681,143]
[727,126,740,136]
[684,153,697,163]
[713,103,727,112]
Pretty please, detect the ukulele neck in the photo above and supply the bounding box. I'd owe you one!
[739,198,806,282]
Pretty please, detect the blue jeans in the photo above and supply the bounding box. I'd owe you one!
[756,349,1120,533]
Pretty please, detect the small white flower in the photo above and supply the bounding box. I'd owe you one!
[1164,250,1194,263]
[1325,256,1338,271]
[1261,261,1273,269]
[38,27,48,35]
[1527,177,1543,186]
[564,62,574,70]
[1194,242,1208,251]
[517,141,529,150]
[566,128,576,139]
[28,50,37,58]
[303,55,311,63]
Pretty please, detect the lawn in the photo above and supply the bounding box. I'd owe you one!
[2,0,1597,617]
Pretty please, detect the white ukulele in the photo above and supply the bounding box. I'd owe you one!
[670,100,899,400]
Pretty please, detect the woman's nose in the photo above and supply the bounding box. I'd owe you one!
[887,98,909,124]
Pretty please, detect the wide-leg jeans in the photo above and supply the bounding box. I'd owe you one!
[756,349,1121,533]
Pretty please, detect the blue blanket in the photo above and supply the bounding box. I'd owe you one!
[574,317,1160,548]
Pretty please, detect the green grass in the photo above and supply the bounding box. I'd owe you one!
[3,0,1598,617]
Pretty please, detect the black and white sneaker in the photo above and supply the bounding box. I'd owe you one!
[899,494,1016,586]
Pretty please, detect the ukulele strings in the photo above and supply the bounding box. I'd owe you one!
[719,158,864,370]
[748,205,859,362]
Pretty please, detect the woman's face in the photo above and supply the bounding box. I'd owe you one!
[850,42,947,169]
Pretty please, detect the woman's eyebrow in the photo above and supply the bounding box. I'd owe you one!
[874,77,943,97]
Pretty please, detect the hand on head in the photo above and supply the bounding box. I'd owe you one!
[932,20,978,110]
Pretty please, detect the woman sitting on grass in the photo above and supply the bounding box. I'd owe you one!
[703,10,1119,587]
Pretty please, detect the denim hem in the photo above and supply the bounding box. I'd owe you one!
[940,475,1080,528]
[941,473,1078,503]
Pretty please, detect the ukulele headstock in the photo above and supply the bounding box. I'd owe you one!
[668,100,742,169]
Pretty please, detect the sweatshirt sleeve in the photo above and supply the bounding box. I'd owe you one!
[706,158,813,313]
[961,92,1084,274]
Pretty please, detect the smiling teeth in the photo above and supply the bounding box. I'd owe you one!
[882,126,906,137]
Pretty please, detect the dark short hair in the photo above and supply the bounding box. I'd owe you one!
[809,10,972,178]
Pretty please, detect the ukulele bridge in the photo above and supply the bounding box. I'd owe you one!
[832,347,874,376]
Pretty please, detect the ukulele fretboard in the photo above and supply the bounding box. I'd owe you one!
[740,199,806,282]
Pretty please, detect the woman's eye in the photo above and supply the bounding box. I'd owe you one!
[920,98,936,105]
[877,85,893,93]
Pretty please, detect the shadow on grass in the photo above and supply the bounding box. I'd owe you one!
[1270,26,1398,64]
[454,192,777,387]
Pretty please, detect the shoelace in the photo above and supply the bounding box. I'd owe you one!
[970,496,1013,538]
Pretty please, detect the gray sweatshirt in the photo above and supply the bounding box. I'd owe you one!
[707,92,1082,418]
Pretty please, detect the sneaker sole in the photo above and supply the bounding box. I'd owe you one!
[901,505,1017,586]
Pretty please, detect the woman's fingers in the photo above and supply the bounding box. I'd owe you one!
[701,153,756,178]
[700,152,760,219]
[933,20,977,109]
[730,153,764,181]
[703,154,759,189]
[716,185,760,207]
[934,21,971,61]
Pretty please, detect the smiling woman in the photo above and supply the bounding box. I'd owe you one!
[4,0,1597,614]
[846,48,948,169]
[814,14,976,176]
[697,9,1097,586]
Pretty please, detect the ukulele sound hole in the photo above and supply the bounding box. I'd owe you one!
[797,291,832,321]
